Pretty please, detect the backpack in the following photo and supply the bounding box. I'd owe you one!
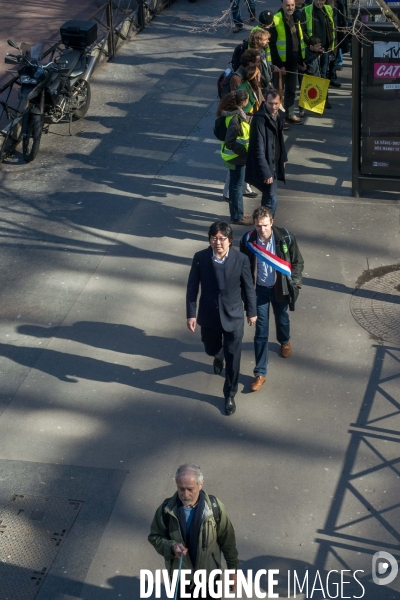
[161,495,221,531]
[217,69,233,98]
[231,39,248,72]
[213,116,228,142]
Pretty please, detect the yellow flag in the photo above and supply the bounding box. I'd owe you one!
[299,74,330,114]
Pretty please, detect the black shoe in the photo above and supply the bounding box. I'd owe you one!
[225,396,236,415]
[329,80,341,88]
[243,191,258,198]
[223,195,229,202]
[325,100,332,109]
[213,357,224,375]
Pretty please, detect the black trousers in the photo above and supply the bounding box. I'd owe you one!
[201,322,243,398]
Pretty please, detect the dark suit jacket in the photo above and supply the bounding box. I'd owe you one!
[186,246,257,332]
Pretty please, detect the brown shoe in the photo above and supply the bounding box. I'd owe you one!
[281,341,292,358]
[285,116,304,125]
[231,217,252,226]
[251,375,266,391]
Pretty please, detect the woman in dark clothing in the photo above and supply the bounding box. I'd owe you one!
[217,91,252,226]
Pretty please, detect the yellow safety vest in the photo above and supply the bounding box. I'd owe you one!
[273,11,306,62]
[304,4,335,51]
[220,115,250,163]
[249,26,272,62]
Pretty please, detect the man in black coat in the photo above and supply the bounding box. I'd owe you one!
[186,221,257,415]
[245,90,288,217]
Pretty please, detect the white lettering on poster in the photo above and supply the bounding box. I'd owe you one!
[374,41,400,58]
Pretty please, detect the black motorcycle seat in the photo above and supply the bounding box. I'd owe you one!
[70,56,86,78]
[57,48,82,76]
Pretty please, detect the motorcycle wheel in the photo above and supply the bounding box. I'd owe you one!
[72,80,91,121]
[23,114,43,163]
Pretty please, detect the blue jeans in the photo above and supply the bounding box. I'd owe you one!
[228,164,245,221]
[254,286,290,376]
[319,52,330,79]
[230,0,256,28]
[261,175,278,217]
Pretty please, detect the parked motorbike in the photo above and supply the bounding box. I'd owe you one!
[3,20,97,162]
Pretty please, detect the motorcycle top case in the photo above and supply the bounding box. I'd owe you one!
[60,21,97,49]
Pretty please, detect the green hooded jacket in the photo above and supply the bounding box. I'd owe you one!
[148,491,239,582]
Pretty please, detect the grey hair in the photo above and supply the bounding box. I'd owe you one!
[174,463,204,484]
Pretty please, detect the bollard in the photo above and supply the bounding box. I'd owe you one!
[138,0,145,30]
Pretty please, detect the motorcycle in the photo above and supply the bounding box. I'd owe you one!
[2,20,97,163]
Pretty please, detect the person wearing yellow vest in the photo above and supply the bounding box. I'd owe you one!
[217,90,252,226]
[269,0,307,124]
[248,29,275,95]
[302,0,340,86]
[250,10,275,66]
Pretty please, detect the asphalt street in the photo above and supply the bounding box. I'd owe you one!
[0,0,400,599]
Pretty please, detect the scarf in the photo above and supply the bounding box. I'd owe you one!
[246,231,292,277]
[176,491,205,568]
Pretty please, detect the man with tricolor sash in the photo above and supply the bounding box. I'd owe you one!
[239,206,304,392]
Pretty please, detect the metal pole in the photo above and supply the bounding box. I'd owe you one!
[138,0,145,30]
[106,0,115,59]
[351,23,362,198]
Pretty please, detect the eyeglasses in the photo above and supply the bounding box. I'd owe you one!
[210,236,228,243]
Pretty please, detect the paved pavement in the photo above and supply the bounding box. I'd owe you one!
[0,0,400,599]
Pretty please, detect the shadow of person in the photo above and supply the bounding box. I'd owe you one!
[13,322,226,412]
[106,575,167,599]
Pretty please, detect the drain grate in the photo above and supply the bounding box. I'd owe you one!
[351,269,400,344]
[0,494,82,600]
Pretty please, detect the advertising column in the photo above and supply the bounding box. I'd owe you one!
[361,35,400,176]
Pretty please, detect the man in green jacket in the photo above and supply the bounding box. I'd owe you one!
[148,463,239,598]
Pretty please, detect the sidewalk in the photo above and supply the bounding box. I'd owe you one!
[0,0,399,598]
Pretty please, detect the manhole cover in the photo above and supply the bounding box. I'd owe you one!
[351,269,400,344]
[0,494,82,599]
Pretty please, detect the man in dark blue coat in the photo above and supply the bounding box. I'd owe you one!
[186,221,257,415]
[245,89,288,217]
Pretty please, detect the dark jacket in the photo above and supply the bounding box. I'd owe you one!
[222,109,250,166]
[245,102,288,189]
[270,8,306,69]
[239,226,304,311]
[302,4,334,49]
[304,46,321,76]
[186,246,257,331]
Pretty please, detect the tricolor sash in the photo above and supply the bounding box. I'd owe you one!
[246,232,292,277]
